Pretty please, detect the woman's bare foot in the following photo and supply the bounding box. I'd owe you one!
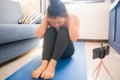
[41,59,57,79]
[41,64,55,79]
[32,60,49,79]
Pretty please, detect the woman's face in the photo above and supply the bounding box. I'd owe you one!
[48,16,66,27]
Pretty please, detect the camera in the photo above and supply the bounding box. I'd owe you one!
[93,43,110,59]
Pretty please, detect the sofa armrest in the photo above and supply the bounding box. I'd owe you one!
[0,24,40,45]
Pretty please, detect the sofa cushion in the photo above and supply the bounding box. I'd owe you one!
[0,0,23,24]
[0,38,40,64]
[0,24,40,45]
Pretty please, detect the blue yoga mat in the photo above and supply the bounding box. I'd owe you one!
[6,42,87,80]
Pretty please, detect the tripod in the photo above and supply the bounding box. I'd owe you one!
[92,59,113,80]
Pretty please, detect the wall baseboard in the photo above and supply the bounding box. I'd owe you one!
[77,39,108,43]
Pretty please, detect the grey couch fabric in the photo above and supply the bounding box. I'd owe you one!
[0,0,23,24]
[0,0,41,64]
[0,38,40,64]
[0,24,39,45]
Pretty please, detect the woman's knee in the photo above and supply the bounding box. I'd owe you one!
[47,27,56,33]
[59,26,68,32]
[45,27,57,36]
[58,26,69,36]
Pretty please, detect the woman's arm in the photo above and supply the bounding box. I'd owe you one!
[67,13,80,42]
[36,14,48,38]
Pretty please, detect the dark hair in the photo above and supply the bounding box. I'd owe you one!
[47,0,67,18]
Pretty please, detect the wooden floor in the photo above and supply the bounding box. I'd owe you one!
[85,42,120,80]
[0,41,120,80]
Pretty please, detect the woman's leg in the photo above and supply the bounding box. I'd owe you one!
[32,27,57,79]
[60,40,75,59]
[52,27,75,61]
[42,27,57,61]
[41,27,75,79]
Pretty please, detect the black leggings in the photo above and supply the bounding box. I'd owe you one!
[42,26,75,61]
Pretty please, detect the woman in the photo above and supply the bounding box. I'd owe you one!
[32,0,79,79]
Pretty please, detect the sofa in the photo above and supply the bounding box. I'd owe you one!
[0,0,41,64]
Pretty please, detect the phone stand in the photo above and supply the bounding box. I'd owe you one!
[92,59,113,80]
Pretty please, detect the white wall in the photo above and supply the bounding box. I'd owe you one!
[20,0,40,14]
[66,0,111,40]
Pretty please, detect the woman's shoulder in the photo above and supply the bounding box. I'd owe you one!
[71,14,79,21]
[69,14,80,25]
[66,12,79,20]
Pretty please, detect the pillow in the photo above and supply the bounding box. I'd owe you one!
[18,12,35,24]
[18,12,43,24]
[29,14,44,24]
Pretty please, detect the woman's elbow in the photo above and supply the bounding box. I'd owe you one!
[36,31,42,39]
[71,35,79,42]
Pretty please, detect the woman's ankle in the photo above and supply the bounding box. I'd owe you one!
[48,59,57,68]
[40,60,49,67]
